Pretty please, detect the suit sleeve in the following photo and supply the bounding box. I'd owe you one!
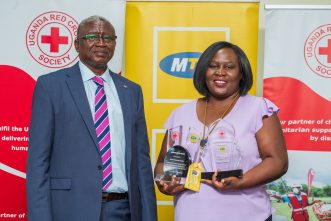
[26,77,54,221]
[135,86,157,221]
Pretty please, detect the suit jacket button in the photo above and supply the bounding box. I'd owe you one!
[98,165,102,170]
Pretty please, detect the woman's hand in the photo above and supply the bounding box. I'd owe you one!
[154,132,187,196]
[156,176,186,196]
[201,172,243,191]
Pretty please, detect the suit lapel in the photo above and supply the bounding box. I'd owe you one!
[110,72,132,170]
[65,63,100,153]
[65,66,133,160]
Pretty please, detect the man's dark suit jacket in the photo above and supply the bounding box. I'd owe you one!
[26,63,157,221]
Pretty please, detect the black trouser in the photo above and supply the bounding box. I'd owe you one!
[265,215,272,221]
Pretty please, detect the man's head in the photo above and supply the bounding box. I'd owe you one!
[291,183,302,194]
[74,15,116,75]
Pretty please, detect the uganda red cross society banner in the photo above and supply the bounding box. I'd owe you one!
[263,8,331,220]
[0,1,125,220]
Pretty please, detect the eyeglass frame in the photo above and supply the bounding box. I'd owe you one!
[78,33,117,43]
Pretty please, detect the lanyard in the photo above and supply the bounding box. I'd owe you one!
[198,92,240,162]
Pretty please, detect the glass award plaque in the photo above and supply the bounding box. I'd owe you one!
[163,145,191,178]
[156,126,192,182]
[201,119,243,180]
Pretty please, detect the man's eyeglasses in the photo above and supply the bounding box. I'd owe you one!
[79,33,117,43]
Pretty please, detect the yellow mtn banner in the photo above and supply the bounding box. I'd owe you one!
[125,2,258,221]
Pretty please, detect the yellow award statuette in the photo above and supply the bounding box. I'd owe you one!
[184,162,203,192]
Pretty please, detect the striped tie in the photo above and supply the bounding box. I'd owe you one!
[92,76,112,191]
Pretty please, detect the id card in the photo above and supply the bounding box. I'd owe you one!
[184,162,203,192]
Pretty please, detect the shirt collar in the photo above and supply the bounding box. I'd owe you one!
[79,61,111,83]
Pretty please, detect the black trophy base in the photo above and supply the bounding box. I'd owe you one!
[201,169,243,181]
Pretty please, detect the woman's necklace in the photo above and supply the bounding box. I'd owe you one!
[198,92,240,161]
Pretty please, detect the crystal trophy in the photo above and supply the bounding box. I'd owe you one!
[201,119,243,180]
[156,125,191,182]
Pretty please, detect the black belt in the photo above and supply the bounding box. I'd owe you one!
[102,192,128,202]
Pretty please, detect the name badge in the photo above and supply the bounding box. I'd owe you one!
[185,162,203,192]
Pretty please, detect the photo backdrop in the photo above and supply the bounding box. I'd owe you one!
[0,1,125,220]
[263,7,331,221]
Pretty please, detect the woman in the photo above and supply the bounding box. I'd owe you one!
[154,41,288,221]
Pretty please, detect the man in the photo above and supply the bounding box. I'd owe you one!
[26,15,157,221]
[273,184,316,221]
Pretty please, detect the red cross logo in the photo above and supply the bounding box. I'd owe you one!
[171,131,179,141]
[319,39,331,63]
[41,27,68,53]
[219,130,225,138]
[26,11,79,68]
[304,24,331,78]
